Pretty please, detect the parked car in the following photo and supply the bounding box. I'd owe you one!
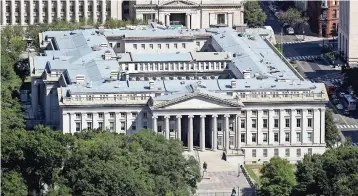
[339,92,345,98]
[286,27,294,35]
[344,109,350,116]
[290,59,297,64]
[333,98,340,104]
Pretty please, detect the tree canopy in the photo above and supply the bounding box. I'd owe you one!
[278,8,307,27]
[244,0,267,28]
[259,157,296,196]
[325,109,341,148]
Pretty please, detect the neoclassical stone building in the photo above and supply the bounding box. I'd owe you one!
[29,24,328,164]
[134,0,244,29]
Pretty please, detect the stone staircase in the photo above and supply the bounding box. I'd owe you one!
[198,151,237,172]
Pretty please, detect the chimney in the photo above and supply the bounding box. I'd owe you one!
[149,80,154,89]
[243,70,251,79]
[104,50,111,60]
[76,74,85,84]
[231,78,237,88]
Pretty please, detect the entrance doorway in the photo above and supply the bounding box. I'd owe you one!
[170,13,185,26]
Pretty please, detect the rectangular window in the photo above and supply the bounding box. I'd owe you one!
[296,109,302,115]
[241,111,246,116]
[308,109,312,115]
[308,148,312,155]
[217,14,225,24]
[285,109,290,115]
[229,137,234,146]
[263,133,268,142]
[87,122,92,130]
[263,119,268,128]
[263,149,268,157]
[76,113,81,119]
[158,44,161,49]
[263,110,268,116]
[241,133,245,143]
[110,112,115,118]
[308,118,312,128]
[132,121,136,130]
[132,112,137,118]
[274,109,279,116]
[274,119,279,128]
[76,122,81,132]
[274,133,279,142]
[285,119,290,128]
[240,119,245,129]
[218,123,222,132]
[196,41,200,47]
[133,44,137,49]
[296,119,301,128]
[274,148,279,156]
[120,122,125,130]
[121,112,126,118]
[141,44,145,49]
[149,44,153,49]
[116,43,120,48]
[252,149,256,157]
[252,133,257,143]
[218,136,222,146]
[297,149,301,157]
[333,9,337,18]
[296,132,301,142]
[166,44,169,49]
[252,119,257,129]
[285,132,290,142]
[285,148,290,157]
[109,122,114,131]
[98,122,103,130]
[252,111,257,116]
[182,43,186,48]
[308,132,312,142]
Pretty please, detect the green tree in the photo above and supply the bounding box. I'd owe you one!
[259,157,296,196]
[279,8,303,27]
[330,25,338,39]
[1,171,28,196]
[62,129,201,196]
[325,109,341,148]
[244,0,267,28]
[295,146,358,195]
[1,126,74,194]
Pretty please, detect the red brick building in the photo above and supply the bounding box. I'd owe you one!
[306,0,339,38]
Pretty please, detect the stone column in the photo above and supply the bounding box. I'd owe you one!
[320,108,326,144]
[302,110,307,144]
[185,14,191,28]
[176,115,182,140]
[313,109,320,144]
[20,0,25,25]
[152,115,158,133]
[165,115,170,140]
[268,110,274,144]
[115,112,121,133]
[92,112,98,129]
[212,114,218,151]
[224,114,230,151]
[93,0,97,24]
[66,0,70,21]
[236,114,241,149]
[81,113,87,131]
[11,0,15,25]
[188,115,194,152]
[75,0,79,22]
[38,0,43,23]
[101,0,106,24]
[56,0,61,19]
[104,112,110,130]
[165,14,170,26]
[200,115,206,151]
[279,109,285,144]
[84,0,88,21]
[126,112,131,134]
[47,0,52,23]
[70,113,76,133]
[1,0,6,25]
[62,113,69,133]
[290,109,295,144]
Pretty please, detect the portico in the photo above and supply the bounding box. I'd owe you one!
[150,83,243,152]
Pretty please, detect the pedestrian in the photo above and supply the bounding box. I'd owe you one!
[231,187,236,196]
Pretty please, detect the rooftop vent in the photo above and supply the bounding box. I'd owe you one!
[231,78,237,88]
[149,80,154,89]
[243,70,251,79]
[76,74,85,84]
[86,81,92,88]
[104,50,112,60]
[245,85,250,88]
[271,85,276,88]
[180,81,185,85]
[176,51,180,54]
[214,53,219,55]
[92,45,101,51]
[117,55,122,59]
[110,71,118,80]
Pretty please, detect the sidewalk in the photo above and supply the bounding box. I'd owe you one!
[295,34,333,42]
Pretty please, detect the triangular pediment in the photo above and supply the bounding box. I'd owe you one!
[160,0,198,6]
[152,92,243,110]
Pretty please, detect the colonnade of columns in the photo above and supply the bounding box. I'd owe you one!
[152,114,235,152]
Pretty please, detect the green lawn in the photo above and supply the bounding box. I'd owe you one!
[244,165,262,184]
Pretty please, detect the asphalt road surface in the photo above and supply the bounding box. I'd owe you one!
[341,130,358,146]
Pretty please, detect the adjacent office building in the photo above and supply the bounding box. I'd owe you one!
[338,0,358,67]
[27,23,328,164]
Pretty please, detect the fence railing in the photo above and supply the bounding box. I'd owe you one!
[240,165,258,196]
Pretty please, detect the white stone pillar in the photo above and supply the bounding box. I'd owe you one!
[279,109,285,144]
[70,113,76,133]
[200,115,206,151]
[92,113,99,129]
[1,0,6,25]
[47,0,52,23]
[84,0,88,21]
[224,114,230,151]
[176,115,182,140]
[188,115,194,152]
[29,0,34,25]
[93,0,97,24]
[56,0,61,20]
[11,0,15,25]
[228,13,233,27]
[115,112,121,133]
[257,110,263,143]
[165,14,170,26]
[320,108,326,144]
[125,112,131,134]
[75,0,79,22]
[185,14,189,28]
[81,113,87,131]
[302,110,307,144]
[212,114,218,151]
[290,109,295,144]
[268,110,274,144]
[20,0,25,25]
[101,0,106,24]
[38,0,43,23]
[313,109,320,144]
[62,113,69,133]
[236,114,241,149]
[66,0,70,21]
[152,115,158,133]
[165,115,170,140]
[104,112,110,130]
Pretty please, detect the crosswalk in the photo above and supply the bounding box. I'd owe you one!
[337,124,358,129]
[286,55,321,61]
[282,41,301,45]
[310,72,341,83]
[352,143,358,146]
[318,43,336,48]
